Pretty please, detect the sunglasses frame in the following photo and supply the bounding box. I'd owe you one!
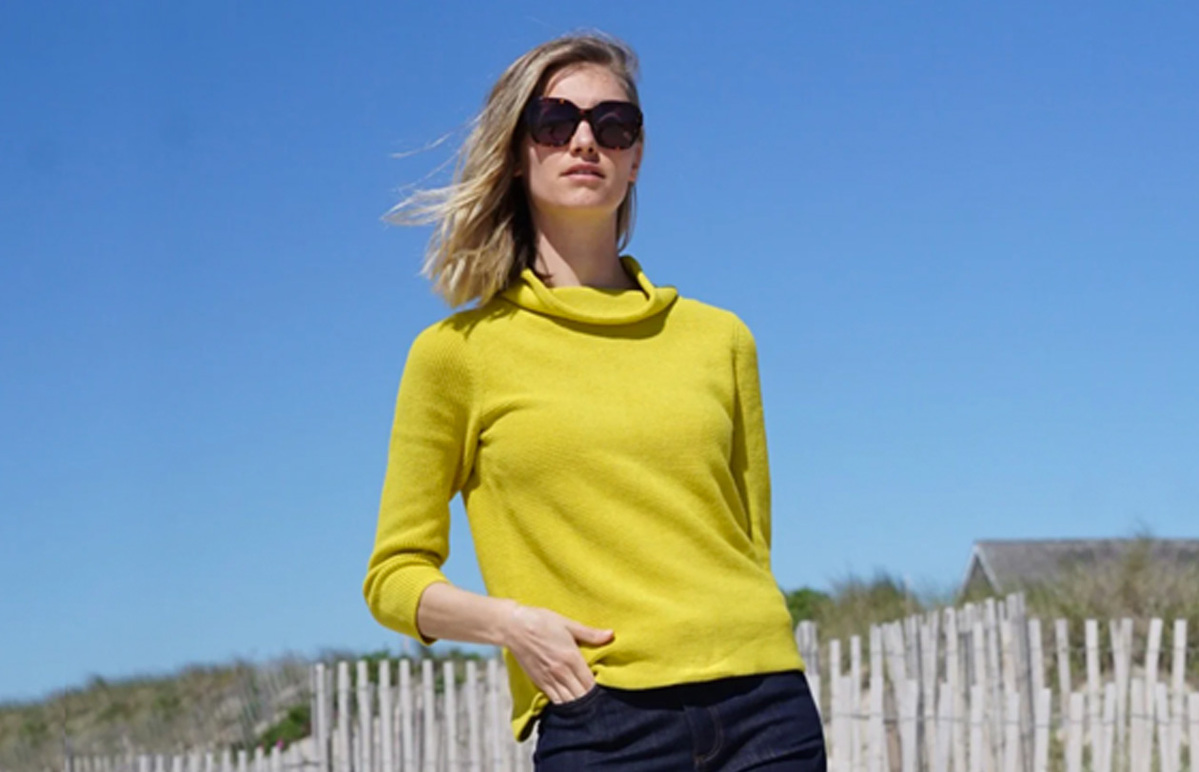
[522,96,644,151]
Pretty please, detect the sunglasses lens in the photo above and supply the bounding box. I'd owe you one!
[528,101,580,147]
[591,103,642,150]
[525,98,642,150]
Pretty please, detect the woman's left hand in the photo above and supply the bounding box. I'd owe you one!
[501,602,614,704]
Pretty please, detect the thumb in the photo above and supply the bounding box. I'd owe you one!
[566,619,615,645]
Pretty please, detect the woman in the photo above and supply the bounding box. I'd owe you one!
[364,32,827,770]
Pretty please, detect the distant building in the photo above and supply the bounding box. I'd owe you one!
[959,538,1199,598]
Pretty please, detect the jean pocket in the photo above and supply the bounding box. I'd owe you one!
[546,683,604,716]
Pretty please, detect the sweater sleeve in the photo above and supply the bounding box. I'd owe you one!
[363,323,479,644]
[730,317,773,572]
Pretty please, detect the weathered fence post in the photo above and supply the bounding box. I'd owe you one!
[1169,619,1186,772]
[335,663,350,772]
[377,661,393,772]
[933,681,952,772]
[1099,682,1116,772]
[850,635,862,772]
[420,658,435,772]
[1066,692,1083,772]
[443,660,458,772]
[354,661,370,772]
[868,626,883,772]
[484,658,504,772]
[968,684,984,772]
[398,659,414,772]
[1085,619,1101,770]
[313,663,330,772]
[1031,688,1049,772]
[829,639,844,772]
[1002,691,1020,772]
[464,659,481,772]
[1129,679,1146,772]
[1054,619,1071,738]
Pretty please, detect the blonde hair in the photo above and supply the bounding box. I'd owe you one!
[385,32,642,307]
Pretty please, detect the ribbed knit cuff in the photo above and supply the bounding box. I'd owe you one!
[377,566,450,646]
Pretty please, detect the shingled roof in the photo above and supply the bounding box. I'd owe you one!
[959,538,1199,597]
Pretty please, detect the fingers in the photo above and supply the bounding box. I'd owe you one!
[552,665,593,704]
[524,653,592,704]
[534,645,596,703]
[540,676,573,705]
[544,655,597,704]
[505,605,611,704]
[539,651,591,704]
[564,618,615,646]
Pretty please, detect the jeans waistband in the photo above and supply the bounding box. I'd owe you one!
[601,670,802,710]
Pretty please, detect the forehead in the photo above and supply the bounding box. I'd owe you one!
[541,63,630,107]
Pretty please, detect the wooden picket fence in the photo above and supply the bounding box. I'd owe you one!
[65,593,1199,772]
[795,594,1198,772]
[63,657,531,772]
[311,658,532,772]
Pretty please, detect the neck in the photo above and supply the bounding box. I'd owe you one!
[530,212,636,289]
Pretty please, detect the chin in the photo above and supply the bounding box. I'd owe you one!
[535,191,625,216]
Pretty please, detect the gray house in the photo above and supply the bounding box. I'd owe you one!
[959,538,1199,598]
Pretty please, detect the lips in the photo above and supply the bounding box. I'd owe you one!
[564,164,604,178]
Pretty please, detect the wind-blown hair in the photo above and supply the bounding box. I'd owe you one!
[385,32,641,307]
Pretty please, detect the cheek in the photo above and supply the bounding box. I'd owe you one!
[523,162,555,204]
[522,146,556,198]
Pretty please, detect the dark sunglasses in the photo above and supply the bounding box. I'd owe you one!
[522,97,643,151]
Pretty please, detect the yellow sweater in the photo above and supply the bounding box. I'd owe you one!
[364,256,803,740]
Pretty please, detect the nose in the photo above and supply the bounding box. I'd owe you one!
[568,117,598,155]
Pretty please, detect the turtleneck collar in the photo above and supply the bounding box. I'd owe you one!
[499,255,678,326]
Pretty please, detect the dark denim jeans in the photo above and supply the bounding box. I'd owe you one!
[533,670,827,771]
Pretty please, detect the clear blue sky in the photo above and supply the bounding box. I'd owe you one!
[2,1,1196,703]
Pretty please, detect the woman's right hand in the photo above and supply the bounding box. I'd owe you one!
[501,602,614,705]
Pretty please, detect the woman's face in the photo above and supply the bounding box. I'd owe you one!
[518,63,643,225]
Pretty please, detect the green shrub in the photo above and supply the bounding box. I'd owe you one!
[251,705,310,751]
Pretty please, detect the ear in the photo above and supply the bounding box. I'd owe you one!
[629,142,643,183]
